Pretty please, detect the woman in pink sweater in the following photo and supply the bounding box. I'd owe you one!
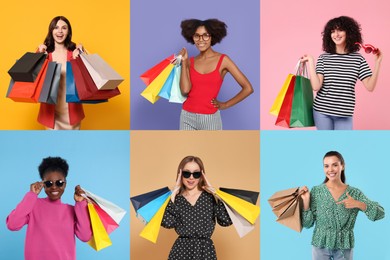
[6,157,92,260]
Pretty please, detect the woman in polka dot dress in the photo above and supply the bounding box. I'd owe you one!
[161,156,232,260]
[300,151,384,260]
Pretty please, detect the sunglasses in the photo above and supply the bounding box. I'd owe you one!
[182,171,202,179]
[43,180,66,188]
[355,42,378,54]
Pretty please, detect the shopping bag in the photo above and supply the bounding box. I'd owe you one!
[130,187,170,211]
[38,62,61,104]
[139,196,170,243]
[71,58,120,101]
[275,76,296,127]
[222,201,255,238]
[82,188,126,225]
[86,203,113,251]
[216,189,260,225]
[80,52,124,90]
[157,68,175,100]
[8,52,47,82]
[66,62,107,104]
[140,63,174,104]
[92,202,119,234]
[289,63,314,127]
[268,187,303,232]
[169,65,186,103]
[140,55,175,85]
[136,190,172,223]
[7,59,49,102]
[220,187,259,205]
[270,74,295,116]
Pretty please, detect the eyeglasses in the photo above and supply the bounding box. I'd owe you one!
[182,171,202,179]
[43,180,66,188]
[355,42,378,54]
[193,33,210,41]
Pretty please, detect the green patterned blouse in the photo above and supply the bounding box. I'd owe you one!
[301,184,384,250]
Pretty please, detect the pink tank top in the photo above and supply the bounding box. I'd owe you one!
[182,54,225,114]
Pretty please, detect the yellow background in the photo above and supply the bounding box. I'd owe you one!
[0,0,130,129]
[130,131,260,260]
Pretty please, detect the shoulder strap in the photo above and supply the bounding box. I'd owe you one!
[216,54,226,70]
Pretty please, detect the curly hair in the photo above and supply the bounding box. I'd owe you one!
[322,16,362,54]
[43,16,76,53]
[176,155,206,193]
[38,156,69,179]
[181,19,227,46]
[322,151,346,184]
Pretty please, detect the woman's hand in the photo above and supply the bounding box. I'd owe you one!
[374,48,383,64]
[74,185,86,202]
[171,171,182,203]
[336,192,367,211]
[300,54,314,64]
[202,171,216,194]
[300,186,310,210]
[211,99,228,110]
[72,44,84,59]
[179,47,188,62]
[37,44,47,53]
[30,182,43,195]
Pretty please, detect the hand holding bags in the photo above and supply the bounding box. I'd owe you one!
[8,52,47,82]
[271,61,314,128]
[268,187,304,232]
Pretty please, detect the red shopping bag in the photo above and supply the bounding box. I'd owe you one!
[275,75,296,127]
[140,55,174,86]
[70,57,120,101]
[7,59,49,103]
[92,202,119,234]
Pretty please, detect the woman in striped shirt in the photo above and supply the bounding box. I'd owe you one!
[301,16,383,130]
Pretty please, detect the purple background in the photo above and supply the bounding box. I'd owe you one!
[130,0,260,130]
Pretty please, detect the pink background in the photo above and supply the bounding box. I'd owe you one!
[261,0,390,130]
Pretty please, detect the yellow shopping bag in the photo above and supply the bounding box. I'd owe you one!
[139,196,170,243]
[87,203,113,251]
[216,189,260,225]
[269,74,295,116]
[141,63,174,104]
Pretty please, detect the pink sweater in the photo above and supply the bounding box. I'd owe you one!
[6,191,92,260]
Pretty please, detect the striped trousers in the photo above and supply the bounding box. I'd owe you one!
[179,110,222,130]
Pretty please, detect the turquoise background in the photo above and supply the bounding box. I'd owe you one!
[261,131,389,259]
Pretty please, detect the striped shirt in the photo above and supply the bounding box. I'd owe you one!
[313,53,372,117]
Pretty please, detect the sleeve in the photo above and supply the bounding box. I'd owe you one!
[74,200,92,242]
[6,191,37,231]
[358,55,373,81]
[214,199,232,227]
[315,55,324,75]
[301,186,317,229]
[354,188,385,221]
[161,200,180,229]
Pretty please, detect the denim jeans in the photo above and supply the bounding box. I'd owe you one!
[313,110,353,130]
[312,246,353,260]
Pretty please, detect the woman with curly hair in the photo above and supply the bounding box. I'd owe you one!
[179,19,253,130]
[301,16,383,130]
[161,156,232,259]
[6,157,91,260]
[37,16,85,130]
[300,151,384,260]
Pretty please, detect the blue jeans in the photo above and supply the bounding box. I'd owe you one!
[312,246,353,260]
[313,110,353,130]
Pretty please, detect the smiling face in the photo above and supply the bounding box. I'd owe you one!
[43,171,66,201]
[52,19,69,45]
[331,28,346,48]
[323,156,344,182]
[193,26,212,52]
[181,161,202,191]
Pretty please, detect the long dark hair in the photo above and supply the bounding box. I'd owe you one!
[322,16,362,54]
[43,16,76,53]
[322,151,346,183]
[177,155,206,194]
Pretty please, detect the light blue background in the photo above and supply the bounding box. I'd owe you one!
[131,0,260,130]
[0,131,130,259]
[261,131,389,259]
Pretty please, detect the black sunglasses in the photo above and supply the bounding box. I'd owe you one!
[182,171,201,179]
[43,180,66,188]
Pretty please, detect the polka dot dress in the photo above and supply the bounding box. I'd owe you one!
[162,192,232,260]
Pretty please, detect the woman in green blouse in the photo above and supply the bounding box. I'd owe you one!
[300,151,384,260]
